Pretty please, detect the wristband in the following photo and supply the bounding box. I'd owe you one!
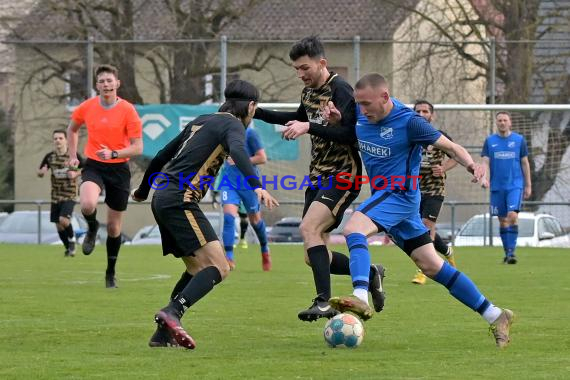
[467,163,475,175]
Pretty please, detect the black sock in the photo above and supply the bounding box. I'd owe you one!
[433,233,449,256]
[58,229,69,249]
[105,235,122,276]
[168,266,222,318]
[65,224,75,241]
[307,245,331,302]
[170,271,193,301]
[239,215,248,240]
[330,251,351,275]
[83,209,98,231]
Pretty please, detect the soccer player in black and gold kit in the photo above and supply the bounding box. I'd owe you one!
[412,100,458,285]
[38,130,83,256]
[255,36,385,321]
[132,80,278,349]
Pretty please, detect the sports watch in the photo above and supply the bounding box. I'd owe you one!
[111,150,119,159]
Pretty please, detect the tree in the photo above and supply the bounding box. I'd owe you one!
[10,0,290,171]
[13,0,286,105]
[388,0,570,202]
[0,105,15,211]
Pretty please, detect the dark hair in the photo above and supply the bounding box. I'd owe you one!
[95,64,119,79]
[496,111,511,119]
[52,129,67,137]
[414,99,434,113]
[218,80,259,119]
[289,36,325,61]
[355,73,388,90]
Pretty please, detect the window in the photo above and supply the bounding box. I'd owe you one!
[64,70,87,110]
[541,217,564,237]
[459,216,534,237]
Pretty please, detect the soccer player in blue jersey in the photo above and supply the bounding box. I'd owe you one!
[481,112,532,264]
[323,73,514,348]
[255,36,385,322]
[219,123,272,271]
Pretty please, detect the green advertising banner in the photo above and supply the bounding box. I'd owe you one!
[136,104,298,160]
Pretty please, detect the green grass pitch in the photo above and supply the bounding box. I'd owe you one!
[1,244,569,379]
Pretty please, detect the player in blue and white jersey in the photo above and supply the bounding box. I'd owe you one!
[323,73,514,348]
[218,124,272,271]
[481,112,532,264]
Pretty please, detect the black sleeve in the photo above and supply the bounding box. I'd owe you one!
[136,129,187,198]
[307,80,357,144]
[39,153,50,169]
[223,122,263,189]
[76,153,86,168]
[254,103,307,125]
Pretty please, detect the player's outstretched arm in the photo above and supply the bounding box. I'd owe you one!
[132,131,185,201]
[433,135,485,184]
[254,188,279,210]
[254,104,307,125]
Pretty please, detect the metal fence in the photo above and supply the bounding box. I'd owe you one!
[1,199,569,247]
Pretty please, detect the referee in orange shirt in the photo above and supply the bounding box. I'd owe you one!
[67,64,143,288]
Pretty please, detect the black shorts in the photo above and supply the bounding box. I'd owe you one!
[151,197,219,258]
[420,194,444,223]
[50,200,76,223]
[302,178,359,232]
[82,159,131,212]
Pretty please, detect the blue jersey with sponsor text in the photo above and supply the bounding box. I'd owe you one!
[222,127,262,187]
[481,132,528,190]
[356,98,441,195]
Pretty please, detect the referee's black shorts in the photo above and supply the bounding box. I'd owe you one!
[151,195,219,258]
[81,159,131,212]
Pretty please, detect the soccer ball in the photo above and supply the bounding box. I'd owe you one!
[323,313,364,348]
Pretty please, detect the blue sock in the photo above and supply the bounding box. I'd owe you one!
[507,225,518,255]
[433,262,489,313]
[223,213,235,260]
[346,233,370,291]
[252,219,269,253]
[500,227,509,256]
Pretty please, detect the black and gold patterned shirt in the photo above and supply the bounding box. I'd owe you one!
[137,113,263,205]
[39,151,83,202]
[419,130,452,196]
[255,72,362,186]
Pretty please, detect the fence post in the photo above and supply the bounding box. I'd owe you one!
[450,202,456,247]
[36,201,42,244]
[488,37,496,247]
[220,35,227,103]
[353,35,360,83]
[86,36,94,98]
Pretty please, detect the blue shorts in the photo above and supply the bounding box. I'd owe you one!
[221,188,260,214]
[357,190,428,249]
[490,188,522,217]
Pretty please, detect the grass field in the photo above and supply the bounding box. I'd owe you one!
[1,243,569,379]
